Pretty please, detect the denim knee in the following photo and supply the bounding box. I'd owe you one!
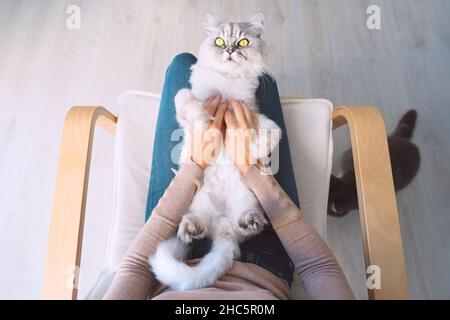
[167,53,197,74]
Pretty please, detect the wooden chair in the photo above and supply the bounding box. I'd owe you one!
[42,97,409,300]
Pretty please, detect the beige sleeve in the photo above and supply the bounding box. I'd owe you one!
[241,166,355,300]
[103,161,203,300]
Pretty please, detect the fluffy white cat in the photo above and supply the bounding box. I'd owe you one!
[149,13,281,291]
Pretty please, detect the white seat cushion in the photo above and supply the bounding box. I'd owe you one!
[91,91,334,299]
[281,98,333,237]
[105,91,161,269]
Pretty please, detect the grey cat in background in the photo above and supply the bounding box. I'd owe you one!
[328,110,420,216]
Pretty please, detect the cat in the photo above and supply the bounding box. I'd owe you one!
[328,109,420,217]
[149,14,281,291]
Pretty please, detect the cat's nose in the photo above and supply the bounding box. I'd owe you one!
[226,48,234,55]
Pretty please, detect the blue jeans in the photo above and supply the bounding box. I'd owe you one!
[145,53,299,219]
[145,53,298,285]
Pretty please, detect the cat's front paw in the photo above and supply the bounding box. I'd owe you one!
[177,214,208,243]
[251,115,282,161]
[238,209,268,237]
[175,89,211,129]
[174,88,193,108]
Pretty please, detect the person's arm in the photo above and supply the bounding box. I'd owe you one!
[242,166,354,299]
[103,161,203,299]
[224,100,354,299]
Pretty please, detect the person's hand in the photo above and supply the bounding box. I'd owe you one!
[189,96,227,170]
[224,100,259,174]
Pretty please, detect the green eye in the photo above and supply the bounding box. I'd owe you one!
[215,37,225,47]
[238,38,249,47]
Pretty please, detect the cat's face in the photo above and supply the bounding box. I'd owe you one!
[198,14,269,75]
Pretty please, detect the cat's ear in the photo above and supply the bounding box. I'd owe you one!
[248,13,264,37]
[205,13,220,34]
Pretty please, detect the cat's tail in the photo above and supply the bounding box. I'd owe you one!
[392,109,418,140]
[149,236,237,291]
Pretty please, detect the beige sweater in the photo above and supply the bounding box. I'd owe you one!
[103,162,354,300]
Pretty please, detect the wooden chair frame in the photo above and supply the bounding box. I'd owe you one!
[42,103,409,300]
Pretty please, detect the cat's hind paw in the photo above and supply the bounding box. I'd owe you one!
[177,214,208,243]
[238,209,268,237]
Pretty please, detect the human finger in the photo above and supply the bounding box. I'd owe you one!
[213,101,228,127]
[224,110,237,129]
[231,100,246,126]
[205,96,221,116]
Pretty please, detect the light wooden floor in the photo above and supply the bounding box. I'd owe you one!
[0,0,449,299]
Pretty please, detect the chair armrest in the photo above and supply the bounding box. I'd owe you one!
[42,107,117,300]
[332,106,409,300]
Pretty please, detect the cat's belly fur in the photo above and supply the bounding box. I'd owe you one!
[187,150,259,235]
[183,66,262,234]
[183,135,260,239]
[190,65,260,110]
